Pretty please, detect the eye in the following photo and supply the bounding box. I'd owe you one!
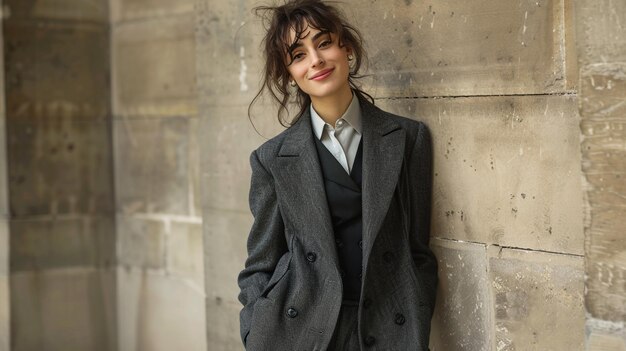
[319,39,332,48]
[292,52,304,61]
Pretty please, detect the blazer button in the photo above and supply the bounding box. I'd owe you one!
[395,313,406,325]
[364,335,376,346]
[306,252,317,262]
[286,307,298,318]
[383,251,395,263]
[335,239,344,249]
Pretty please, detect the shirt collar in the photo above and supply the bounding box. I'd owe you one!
[310,91,362,140]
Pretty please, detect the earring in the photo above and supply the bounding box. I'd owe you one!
[348,54,354,61]
[289,80,296,87]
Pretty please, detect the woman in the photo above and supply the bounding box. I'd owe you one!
[237,0,438,350]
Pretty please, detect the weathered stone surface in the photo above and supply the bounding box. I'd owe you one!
[578,63,626,322]
[574,0,626,64]
[114,117,200,216]
[0,270,8,351]
[0,221,7,276]
[10,216,115,271]
[204,209,249,349]
[586,319,626,351]
[110,0,194,22]
[489,246,584,350]
[203,208,250,301]
[112,14,197,118]
[5,0,108,22]
[349,0,573,97]
[117,215,165,269]
[201,104,284,212]
[10,268,117,351]
[167,221,204,289]
[194,0,265,108]
[7,119,114,217]
[377,95,584,255]
[429,238,493,351]
[205,293,246,351]
[117,268,207,351]
[4,22,109,121]
[0,222,8,351]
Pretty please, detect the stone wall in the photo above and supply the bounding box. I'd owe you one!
[575,0,626,349]
[2,0,117,350]
[110,0,206,350]
[0,1,9,349]
[196,0,591,350]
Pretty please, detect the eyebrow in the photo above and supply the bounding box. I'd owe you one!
[287,30,331,55]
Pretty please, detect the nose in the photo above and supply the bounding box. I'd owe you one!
[309,50,323,67]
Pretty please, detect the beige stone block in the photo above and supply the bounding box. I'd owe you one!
[117,215,165,269]
[574,0,626,64]
[203,208,250,301]
[195,0,264,108]
[114,116,200,215]
[112,14,197,118]
[0,221,7,275]
[201,104,284,212]
[10,268,117,351]
[4,22,109,120]
[429,238,493,351]
[167,221,204,289]
[0,272,8,351]
[587,331,626,351]
[10,216,115,271]
[110,0,194,22]
[345,0,571,96]
[205,295,246,351]
[579,62,626,323]
[7,119,114,217]
[489,246,584,350]
[203,208,253,349]
[377,95,584,255]
[117,268,207,351]
[5,0,108,21]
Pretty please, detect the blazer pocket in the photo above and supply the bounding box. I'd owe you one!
[260,252,292,298]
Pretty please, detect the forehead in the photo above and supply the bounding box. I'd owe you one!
[286,21,326,44]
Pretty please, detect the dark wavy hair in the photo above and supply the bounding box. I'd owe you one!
[250,0,374,128]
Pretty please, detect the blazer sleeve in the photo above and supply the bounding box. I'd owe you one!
[237,149,288,346]
[408,122,439,313]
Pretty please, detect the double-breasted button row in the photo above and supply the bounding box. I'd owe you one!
[395,313,406,325]
[306,252,317,262]
[286,307,298,318]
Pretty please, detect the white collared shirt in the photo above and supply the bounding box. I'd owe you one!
[310,92,362,174]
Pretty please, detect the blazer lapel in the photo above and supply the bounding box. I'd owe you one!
[273,93,406,269]
[274,108,340,269]
[358,95,406,265]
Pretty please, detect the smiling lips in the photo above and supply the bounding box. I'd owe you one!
[310,68,334,80]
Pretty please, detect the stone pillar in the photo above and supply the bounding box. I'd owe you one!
[110,0,206,350]
[2,0,116,350]
[574,1,626,349]
[0,1,9,349]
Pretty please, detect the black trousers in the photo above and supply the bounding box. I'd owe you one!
[328,301,361,351]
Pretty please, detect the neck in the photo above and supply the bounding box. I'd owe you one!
[310,85,353,125]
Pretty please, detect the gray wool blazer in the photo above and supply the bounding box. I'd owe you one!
[237,92,438,351]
